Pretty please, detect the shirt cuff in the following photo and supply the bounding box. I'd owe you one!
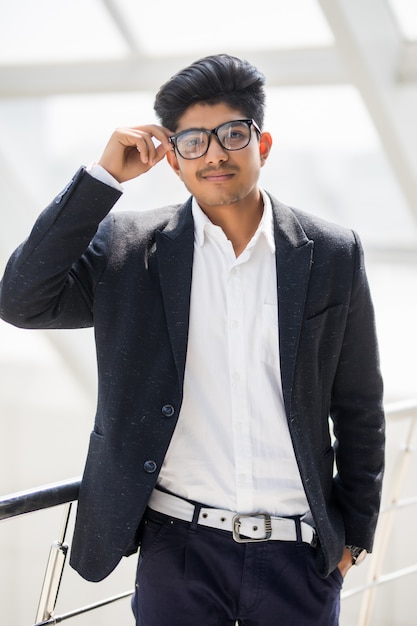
[86,162,124,192]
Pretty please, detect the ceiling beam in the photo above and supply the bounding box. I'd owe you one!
[2,40,417,100]
[100,0,144,56]
[0,48,347,98]
[398,42,417,82]
[318,0,417,222]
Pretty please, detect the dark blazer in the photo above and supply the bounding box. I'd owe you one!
[0,167,385,582]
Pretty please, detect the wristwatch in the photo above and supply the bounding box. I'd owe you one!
[346,545,367,565]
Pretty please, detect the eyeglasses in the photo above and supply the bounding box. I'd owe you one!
[169,119,261,160]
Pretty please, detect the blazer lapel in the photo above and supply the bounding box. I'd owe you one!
[271,197,314,416]
[155,199,194,384]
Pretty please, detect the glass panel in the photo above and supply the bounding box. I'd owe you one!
[0,0,128,64]
[116,0,334,56]
[388,0,417,40]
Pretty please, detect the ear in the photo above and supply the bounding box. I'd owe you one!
[259,132,273,166]
[166,149,183,180]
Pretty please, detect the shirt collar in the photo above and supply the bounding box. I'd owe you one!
[191,189,275,253]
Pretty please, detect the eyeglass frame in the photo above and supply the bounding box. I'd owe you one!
[169,118,261,160]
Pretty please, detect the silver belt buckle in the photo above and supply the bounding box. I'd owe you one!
[232,513,272,543]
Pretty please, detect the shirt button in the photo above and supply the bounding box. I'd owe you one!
[143,460,157,473]
[161,404,175,418]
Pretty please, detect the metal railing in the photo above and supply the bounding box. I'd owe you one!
[340,398,417,626]
[1,399,416,625]
[0,477,133,625]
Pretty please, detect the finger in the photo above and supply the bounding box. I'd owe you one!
[134,124,173,150]
[152,141,171,165]
[119,129,167,166]
[135,127,173,165]
[98,125,173,182]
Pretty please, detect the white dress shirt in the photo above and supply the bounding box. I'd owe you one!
[158,192,309,517]
[88,164,309,517]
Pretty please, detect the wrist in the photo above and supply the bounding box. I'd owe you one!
[346,545,367,566]
[87,162,124,192]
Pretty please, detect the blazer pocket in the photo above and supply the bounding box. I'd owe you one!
[304,304,347,350]
[85,429,106,464]
[301,305,348,386]
[305,304,347,331]
[91,428,105,440]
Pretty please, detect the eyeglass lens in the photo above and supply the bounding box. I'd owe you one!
[174,120,253,159]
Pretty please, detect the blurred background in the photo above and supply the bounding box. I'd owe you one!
[0,1,416,624]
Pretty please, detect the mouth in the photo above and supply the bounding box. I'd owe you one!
[204,173,233,183]
[199,167,236,182]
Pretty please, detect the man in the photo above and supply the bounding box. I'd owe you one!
[0,54,384,625]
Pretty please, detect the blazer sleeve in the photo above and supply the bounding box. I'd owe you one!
[331,232,385,551]
[0,167,122,329]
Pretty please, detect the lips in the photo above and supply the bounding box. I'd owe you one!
[199,167,237,180]
[204,173,233,181]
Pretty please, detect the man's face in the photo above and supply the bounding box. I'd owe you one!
[166,102,272,213]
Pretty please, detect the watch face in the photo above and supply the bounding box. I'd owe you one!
[355,548,367,565]
[347,546,367,565]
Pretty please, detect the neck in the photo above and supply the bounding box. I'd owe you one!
[200,193,264,257]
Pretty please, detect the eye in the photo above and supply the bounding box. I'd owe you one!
[177,131,207,155]
[184,136,205,148]
[227,129,245,140]
[219,122,250,147]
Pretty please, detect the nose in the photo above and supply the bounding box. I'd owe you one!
[204,133,229,164]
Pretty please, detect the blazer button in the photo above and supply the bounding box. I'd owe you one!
[143,460,157,473]
[161,404,175,418]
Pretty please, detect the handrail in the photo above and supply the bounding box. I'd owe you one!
[1,398,417,625]
[33,589,134,626]
[0,476,81,521]
[0,476,133,625]
[353,398,417,626]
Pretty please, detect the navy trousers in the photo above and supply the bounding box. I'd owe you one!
[132,509,342,626]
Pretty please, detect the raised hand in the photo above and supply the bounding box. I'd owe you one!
[97,124,173,183]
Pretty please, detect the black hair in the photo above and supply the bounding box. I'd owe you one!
[153,54,266,131]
